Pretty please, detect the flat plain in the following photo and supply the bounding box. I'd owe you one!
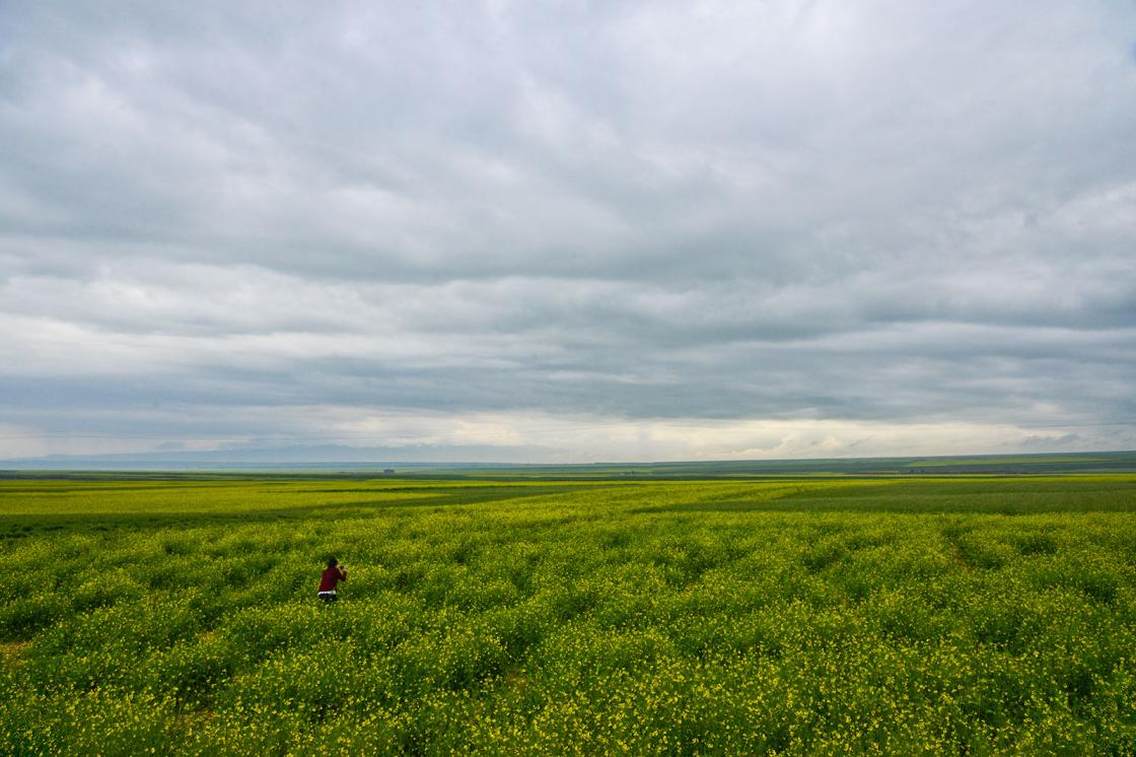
[2,475,1135,754]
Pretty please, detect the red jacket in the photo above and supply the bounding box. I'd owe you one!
[318,566,347,592]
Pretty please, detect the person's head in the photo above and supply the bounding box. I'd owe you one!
[327,557,338,568]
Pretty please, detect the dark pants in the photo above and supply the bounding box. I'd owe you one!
[318,592,338,603]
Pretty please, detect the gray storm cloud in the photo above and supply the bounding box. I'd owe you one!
[1,1,1134,461]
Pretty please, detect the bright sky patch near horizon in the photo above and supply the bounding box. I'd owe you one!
[1,1,1134,463]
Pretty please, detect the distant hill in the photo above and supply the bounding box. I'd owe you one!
[0,443,541,470]
[2,448,1134,477]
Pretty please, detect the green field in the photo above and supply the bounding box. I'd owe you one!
[2,476,1135,754]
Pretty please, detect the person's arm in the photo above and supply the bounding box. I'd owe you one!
[338,566,348,581]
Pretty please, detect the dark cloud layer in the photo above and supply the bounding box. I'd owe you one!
[1,1,1134,461]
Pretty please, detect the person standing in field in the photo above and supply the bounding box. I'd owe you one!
[318,558,347,602]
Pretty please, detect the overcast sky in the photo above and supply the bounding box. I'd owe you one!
[1,1,1134,462]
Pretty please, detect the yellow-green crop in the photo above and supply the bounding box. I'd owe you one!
[1,475,1134,754]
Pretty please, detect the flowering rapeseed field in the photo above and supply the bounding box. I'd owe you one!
[1,475,1134,754]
